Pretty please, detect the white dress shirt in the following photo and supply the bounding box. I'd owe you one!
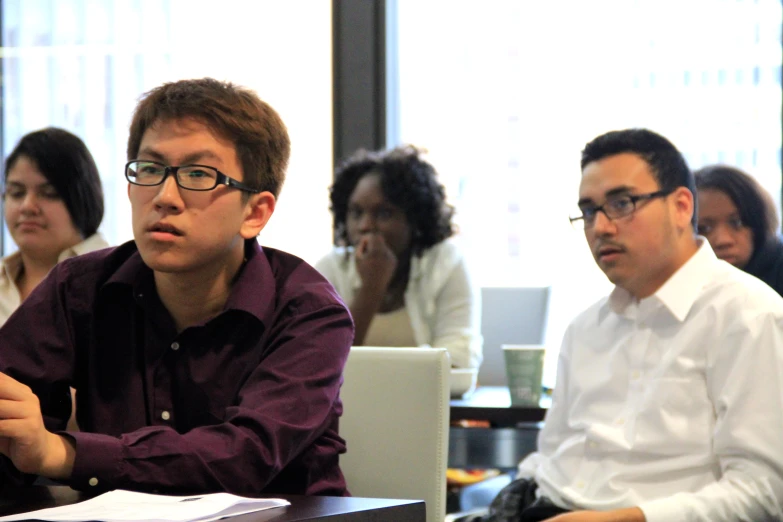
[315,238,482,369]
[0,232,109,325]
[518,240,783,522]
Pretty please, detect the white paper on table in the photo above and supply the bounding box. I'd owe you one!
[0,489,290,522]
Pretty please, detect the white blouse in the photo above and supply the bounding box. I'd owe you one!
[315,238,482,369]
[0,233,110,325]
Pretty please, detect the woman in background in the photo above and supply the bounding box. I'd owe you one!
[316,145,482,369]
[695,164,783,296]
[0,127,108,323]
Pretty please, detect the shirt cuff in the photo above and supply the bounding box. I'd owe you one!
[65,431,124,492]
[639,496,683,522]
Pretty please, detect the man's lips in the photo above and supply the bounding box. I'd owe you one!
[147,223,184,237]
[596,245,625,260]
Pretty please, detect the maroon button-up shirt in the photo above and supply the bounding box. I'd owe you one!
[0,239,353,496]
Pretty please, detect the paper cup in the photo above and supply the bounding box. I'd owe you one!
[502,345,545,406]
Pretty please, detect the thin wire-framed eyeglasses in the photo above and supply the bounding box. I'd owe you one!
[125,160,260,193]
[569,189,674,230]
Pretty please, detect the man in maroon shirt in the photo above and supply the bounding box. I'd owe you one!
[0,78,353,496]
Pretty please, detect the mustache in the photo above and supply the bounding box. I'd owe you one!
[594,241,625,255]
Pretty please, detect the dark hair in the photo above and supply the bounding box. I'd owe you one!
[581,128,697,228]
[127,78,290,198]
[694,164,778,253]
[329,145,455,256]
[5,127,104,237]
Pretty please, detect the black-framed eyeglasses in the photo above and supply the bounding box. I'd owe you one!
[125,160,260,193]
[569,189,674,230]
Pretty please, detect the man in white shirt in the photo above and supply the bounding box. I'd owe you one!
[484,129,783,522]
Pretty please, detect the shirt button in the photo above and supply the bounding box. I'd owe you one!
[616,418,625,426]
[576,480,585,489]
[88,477,99,487]
[639,322,647,329]
[588,441,598,449]
[631,371,641,380]
[171,342,180,351]
[161,411,171,421]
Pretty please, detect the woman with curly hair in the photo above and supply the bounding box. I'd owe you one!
[695,164,783,296]
[316,145,482,369]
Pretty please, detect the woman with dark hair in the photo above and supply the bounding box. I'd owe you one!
[0,127,108,324]
[695,164,783,296]
[316,145,481,369]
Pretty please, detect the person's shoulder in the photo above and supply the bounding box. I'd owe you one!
[421,237,463,262]
[703,260,783,318]
[314,246,352,273]
[262,246,349,313]
[415,237,466,275]
[568,294,611,330]
[56,241,138,283]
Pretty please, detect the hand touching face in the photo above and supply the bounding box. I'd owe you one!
[354,232,398,292]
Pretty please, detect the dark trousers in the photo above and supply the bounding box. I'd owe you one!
[483,477,569,522]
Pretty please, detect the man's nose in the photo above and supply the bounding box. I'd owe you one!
[152,175,184,211]
[591,209,617,236]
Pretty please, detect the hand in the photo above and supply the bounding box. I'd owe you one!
[545,508,645,522]
[0,372,74,478]
[354,233,398,292]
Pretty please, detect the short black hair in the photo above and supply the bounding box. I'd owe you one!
[581,128,696,228]
[5,127,104,237]
[329,145,455,256]
[694,164,778,254]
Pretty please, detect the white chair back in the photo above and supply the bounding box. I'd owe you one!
[478,287,551,386]
[340,346,450,522]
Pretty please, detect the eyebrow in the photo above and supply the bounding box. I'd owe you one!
[577,185,635,207]
[137,148,224,166]
[5,180,56,190]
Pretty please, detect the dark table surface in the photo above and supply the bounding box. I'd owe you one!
[0,486,426,522]
[449,386,549,470]
[450,386,549,427]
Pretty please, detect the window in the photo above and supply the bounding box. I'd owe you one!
[395,0,783,385]
[2,0,333,265]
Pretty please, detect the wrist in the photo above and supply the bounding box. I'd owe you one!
[39,433,76,479]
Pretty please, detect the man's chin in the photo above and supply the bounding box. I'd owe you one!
[136,248,191,274]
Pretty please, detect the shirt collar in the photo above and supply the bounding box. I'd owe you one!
[608,238,715,322]
[0,251,23,285]
[1,233,109,284]
[58,233,109,262]
[223,239,275,323]
[103,239,273,326]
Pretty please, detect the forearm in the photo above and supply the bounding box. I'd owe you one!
[547,507,645,522]
[349,286,386,345]
[605,508,645,522]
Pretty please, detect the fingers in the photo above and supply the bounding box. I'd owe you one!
[0,398,38,421]
[357,233,390,257]
[0,418,39,439]
[0,372,34,401]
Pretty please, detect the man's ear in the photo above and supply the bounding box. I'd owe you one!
[672,186,695,230]
[240,191,276,239]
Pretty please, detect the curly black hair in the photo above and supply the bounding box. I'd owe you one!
[329,145,455,256]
